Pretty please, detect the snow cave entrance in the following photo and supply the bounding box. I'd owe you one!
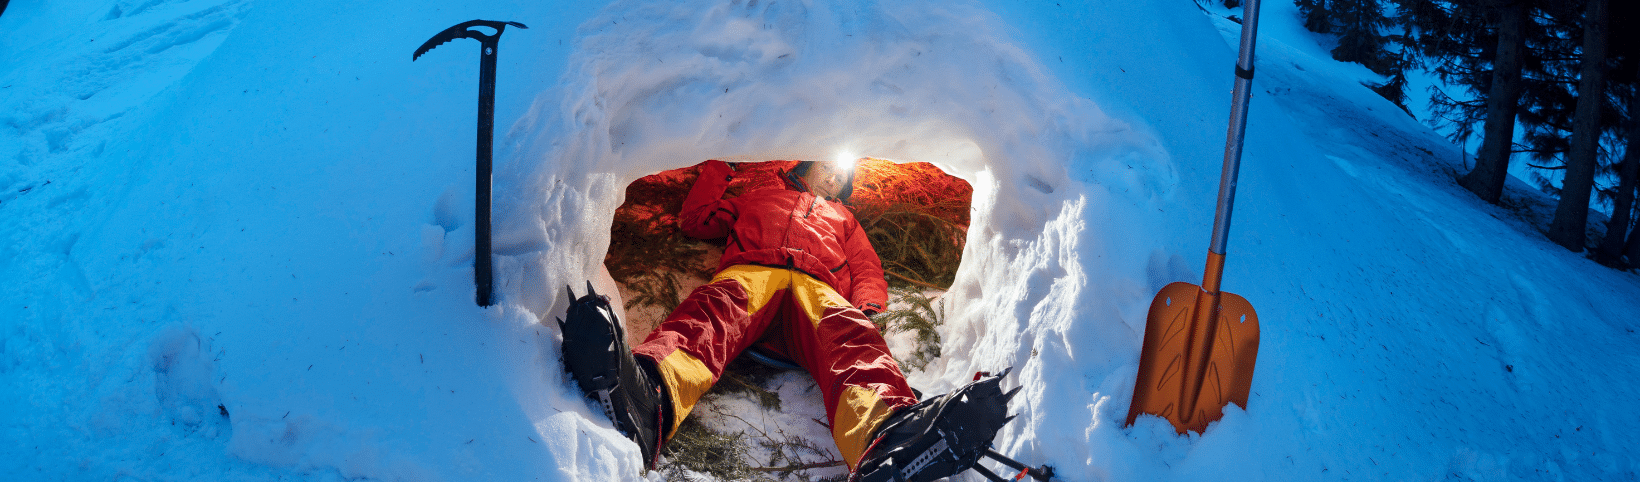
[607,158,973,360]
[602,157,973,478]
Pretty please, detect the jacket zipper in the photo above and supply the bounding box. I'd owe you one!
[776,193,804,267]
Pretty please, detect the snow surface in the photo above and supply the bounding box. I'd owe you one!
[3,0,1638,481]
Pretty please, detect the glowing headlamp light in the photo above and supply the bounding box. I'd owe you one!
[833,152,858,173]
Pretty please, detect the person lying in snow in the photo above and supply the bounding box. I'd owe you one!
[561,159,1017,482]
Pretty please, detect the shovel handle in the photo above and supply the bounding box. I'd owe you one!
[1205,0,1262,289]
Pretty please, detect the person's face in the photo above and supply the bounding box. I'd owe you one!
[804,161,846,199]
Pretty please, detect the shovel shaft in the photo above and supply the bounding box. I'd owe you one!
[1207,0,1262,267]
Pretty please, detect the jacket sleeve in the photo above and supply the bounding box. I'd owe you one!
[678,160,738,240]
[842,215,889,315]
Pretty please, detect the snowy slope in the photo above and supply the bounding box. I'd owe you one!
[3,0,1637,481]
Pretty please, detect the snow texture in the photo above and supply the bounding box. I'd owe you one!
[2,0,1636,480]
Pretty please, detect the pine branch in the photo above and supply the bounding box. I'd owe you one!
[749,461,845,473]
[886,270,944,291]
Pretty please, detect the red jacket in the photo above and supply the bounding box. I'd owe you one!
[678,160,888,314]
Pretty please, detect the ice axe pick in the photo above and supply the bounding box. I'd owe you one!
[413,20,527,307]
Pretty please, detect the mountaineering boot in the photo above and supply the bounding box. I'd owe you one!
[851,368,1021,482]
[558,283,669,470]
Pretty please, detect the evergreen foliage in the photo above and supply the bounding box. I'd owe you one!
[1297,0,1333,33]
[873,286,947,371]
[660,357,849,481]
[1514,0,1608,190]
[1330,0,1395,74]
[1397,0,1640,261]
[1287,0,1639,261]
[1294,0,1412,111]
[1399,0,1495,149]
[662,416,760,481]
[851,160,970,291]
[1367,70,1413,114]
[1596,78,1640,266]
[605,165,717,312]
[1600,0,1640,265]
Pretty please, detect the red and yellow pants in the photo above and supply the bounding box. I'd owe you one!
[632,265,917,470]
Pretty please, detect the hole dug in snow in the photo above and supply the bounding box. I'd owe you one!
[603,158,973,477]
[148,324,229,439]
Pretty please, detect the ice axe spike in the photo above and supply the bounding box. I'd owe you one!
[414,20,527,307]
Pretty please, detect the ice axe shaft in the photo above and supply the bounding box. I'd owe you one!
[413,20,527,307]
[1126,0,1262,434]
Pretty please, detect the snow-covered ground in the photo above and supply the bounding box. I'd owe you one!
[3,0,1637,481]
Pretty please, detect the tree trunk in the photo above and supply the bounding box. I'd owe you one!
[1628,206,1640,264]
[1548,0,1610,252]
[1596,67,1639,267]
[1458,0,1528,204]
[1599,130,1638,267]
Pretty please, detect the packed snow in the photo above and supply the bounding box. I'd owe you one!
[3,0,1637,481]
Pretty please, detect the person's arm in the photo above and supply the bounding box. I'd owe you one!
[678,160,737,239]
[842,216,889,315]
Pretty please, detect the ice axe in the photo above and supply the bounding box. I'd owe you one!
[1126,0,1263,434]
[413,20,527,307]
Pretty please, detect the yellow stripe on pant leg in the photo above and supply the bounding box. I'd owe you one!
[833,385,894,470]
[711,265,790,316]
[791,271,853,327]
[655,349,713,440]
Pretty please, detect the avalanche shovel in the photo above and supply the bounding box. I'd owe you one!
[413,20,527,307]
[1126,0,1263,434]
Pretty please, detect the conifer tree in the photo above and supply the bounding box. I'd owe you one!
[1598,81,1639,266]
[1330,0,1395,74]
[1397,0,1490,144]
[1457,0,1530,204]
[1298,0,1411,112]
[1297,0,1334,34]
[1598,0,1640,266]
[1548,0,1610,251]
[1387,0,1637,261]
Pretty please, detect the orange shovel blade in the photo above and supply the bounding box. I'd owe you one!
[1126,282,1260,433]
